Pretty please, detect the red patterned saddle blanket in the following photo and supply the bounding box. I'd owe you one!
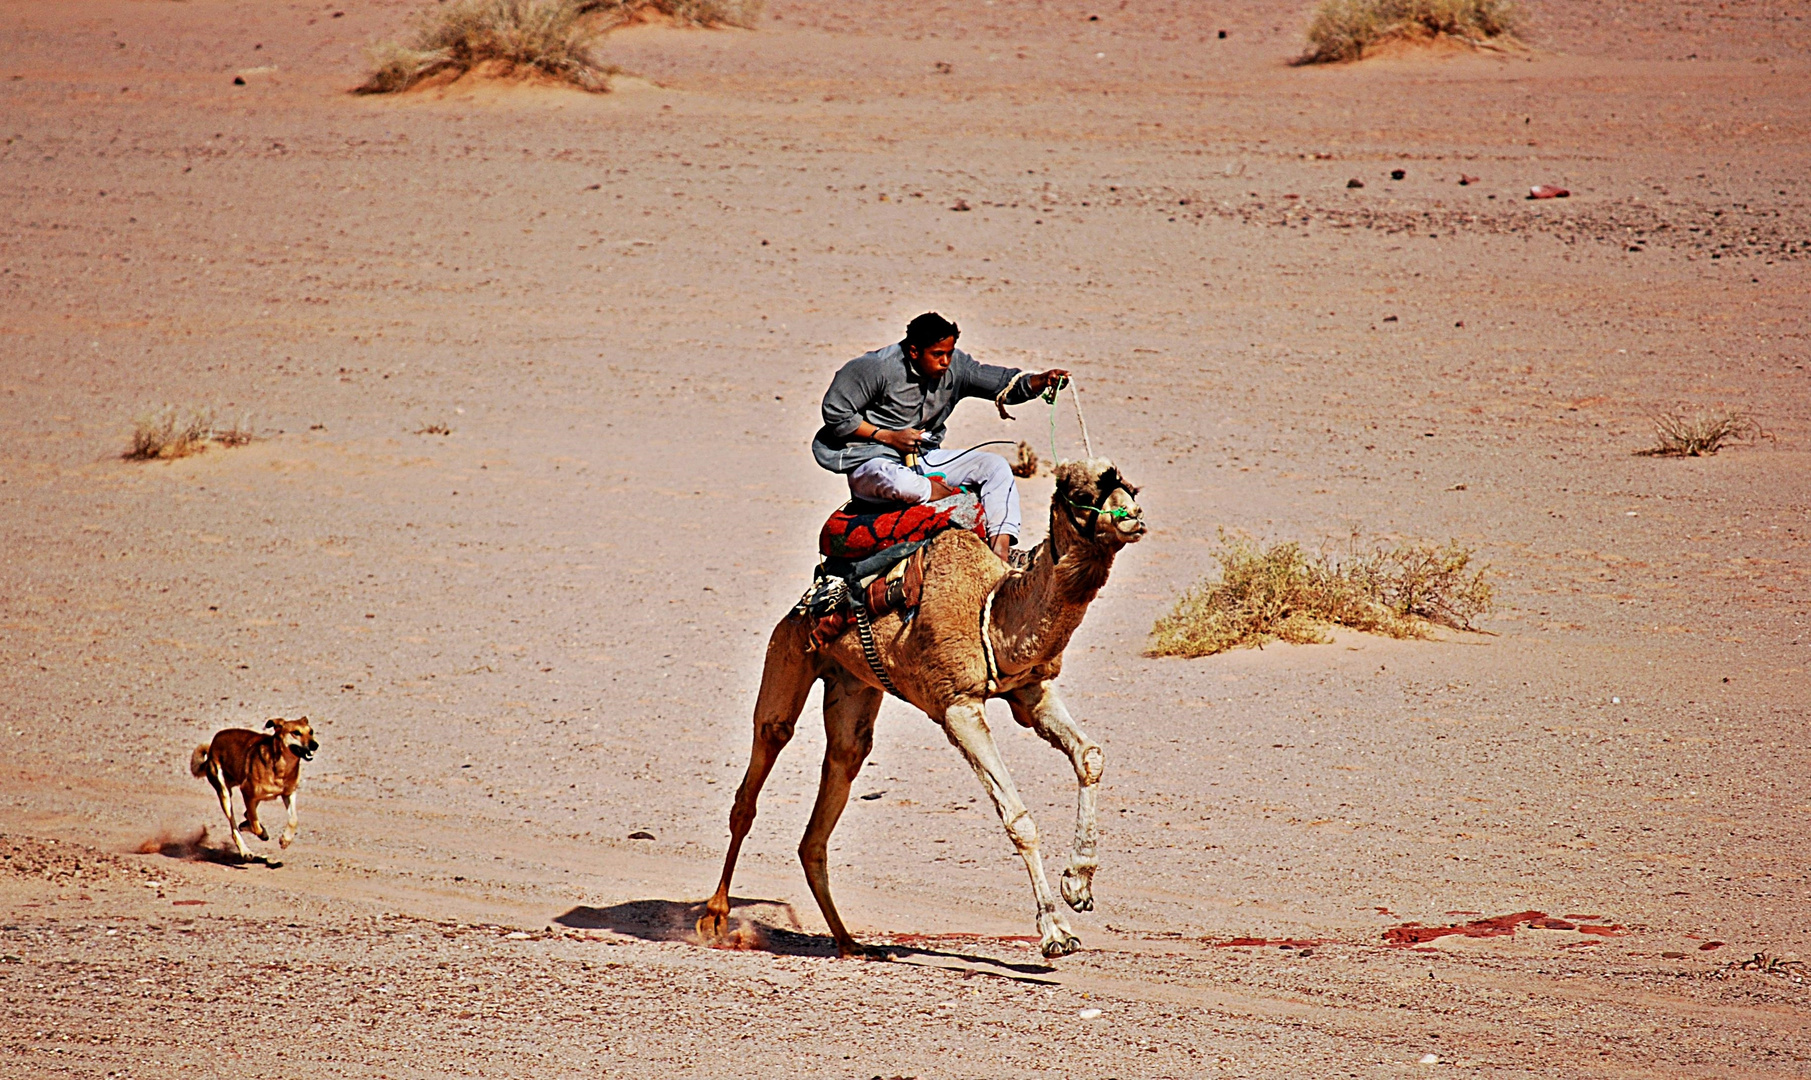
[819,490,988,560]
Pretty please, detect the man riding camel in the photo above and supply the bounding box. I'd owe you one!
[813,312,1069,562]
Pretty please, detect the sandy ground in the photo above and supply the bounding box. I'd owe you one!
[2,0,1809,1076]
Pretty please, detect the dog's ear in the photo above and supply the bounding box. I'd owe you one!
[265,718,279,731]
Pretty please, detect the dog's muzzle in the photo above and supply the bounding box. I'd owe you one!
[294,743,316,761]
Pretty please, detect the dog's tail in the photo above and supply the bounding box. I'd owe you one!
[189,743,211,778]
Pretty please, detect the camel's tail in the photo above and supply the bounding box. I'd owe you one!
[188,744,211,778]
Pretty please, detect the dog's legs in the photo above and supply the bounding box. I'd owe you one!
[208,764,250,859]
[240,787,269,841]
[279,790,299,849]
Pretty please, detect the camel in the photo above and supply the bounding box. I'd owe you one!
[699,458,1145,959]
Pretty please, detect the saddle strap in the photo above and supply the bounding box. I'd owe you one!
[853,606,905,699]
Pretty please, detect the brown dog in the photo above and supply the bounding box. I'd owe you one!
[188,718,318,860]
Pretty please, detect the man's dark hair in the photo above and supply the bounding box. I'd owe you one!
[903,311,960,349]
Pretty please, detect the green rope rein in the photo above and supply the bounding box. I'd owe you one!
[1043,376,1130,521]
[1043,374,1073,468]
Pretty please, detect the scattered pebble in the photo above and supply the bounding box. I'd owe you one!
[1420,1052,1441,1064]
[1528,185,1570,200]
[1390,169,1407,180]
[1347,178,1365,188]
[505,931,531,940]
[1078,1007,1103,1020]
[628,830,655,840]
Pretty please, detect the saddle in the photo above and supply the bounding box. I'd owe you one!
[797,489,989,655]
[818,490,988,560]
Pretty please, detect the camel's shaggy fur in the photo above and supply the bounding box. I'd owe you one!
[699,459,1144,959]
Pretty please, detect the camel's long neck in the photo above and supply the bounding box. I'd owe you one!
[987,506,1117,675]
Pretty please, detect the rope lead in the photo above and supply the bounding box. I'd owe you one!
[1042,375,1094,464]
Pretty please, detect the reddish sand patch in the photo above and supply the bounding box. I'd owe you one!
[885,932,1042,945]
[1209,937,1329,948]
[1384,911,1624,946]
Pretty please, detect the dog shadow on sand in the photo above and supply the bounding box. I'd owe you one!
[553,898,1058,982]
[136,827,283,869]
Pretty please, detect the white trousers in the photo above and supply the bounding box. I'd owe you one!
[847,449,1021,540]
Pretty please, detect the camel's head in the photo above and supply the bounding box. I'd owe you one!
[1052,458,1145,548]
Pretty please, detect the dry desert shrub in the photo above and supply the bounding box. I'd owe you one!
[1011,440,1040,478]
[357,0,759,94]
[591,0,763,27]
[358,0,616,94]
[211,413,257,447]
[125,407,255,461]
[1300,0,1518,63]
[1638,410,1765,457]
[1148,534,1491,658]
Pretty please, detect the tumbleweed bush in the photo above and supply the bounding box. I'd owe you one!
[125,407,255,460]
[127,406,212,460]
[1639,411,1764,457]
[1148,535,1492,658]
[613,0,763,26]
[358,0,759,94]
[1011,440,1040,478]
[1301,0,1518,63]
[358,0,614,94]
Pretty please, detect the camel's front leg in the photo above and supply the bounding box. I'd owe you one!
[942,700,1079,958]
[1008,682,1103,912]
[798,672,883,958]
[278,790,299,849]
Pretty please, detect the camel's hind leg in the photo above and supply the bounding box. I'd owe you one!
[1008,682,1103,913]
[943,699,1079,958]
[797,669,883,958]
[700,616,821,941]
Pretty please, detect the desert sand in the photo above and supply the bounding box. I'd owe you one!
[1,0,1808,1076]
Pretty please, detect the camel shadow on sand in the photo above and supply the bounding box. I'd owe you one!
[553,898,1058,982]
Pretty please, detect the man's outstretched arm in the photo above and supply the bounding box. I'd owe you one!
[953,354,1068,407]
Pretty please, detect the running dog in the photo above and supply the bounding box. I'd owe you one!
[189,718,318,859]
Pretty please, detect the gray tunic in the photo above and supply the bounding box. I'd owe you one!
[812,343,1038,473]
